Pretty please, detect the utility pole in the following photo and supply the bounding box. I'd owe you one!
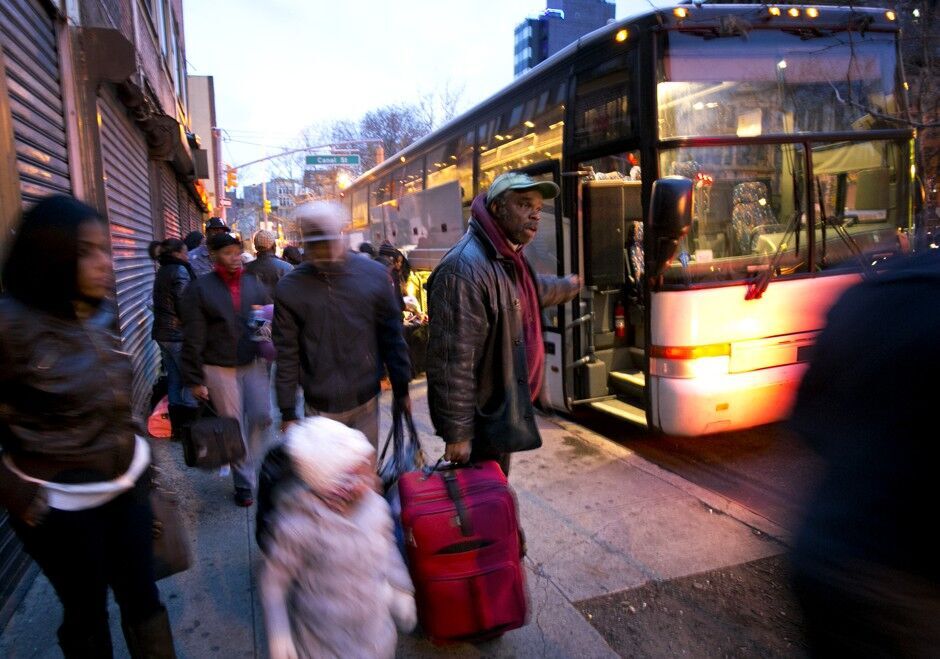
[211,127,226,220]
[262,179,268,231]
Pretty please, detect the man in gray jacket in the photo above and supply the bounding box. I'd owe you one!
[273,202,411,449]
[426,172,580,476]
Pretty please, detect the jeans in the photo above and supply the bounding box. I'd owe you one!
[11,475,163,656]
[158,341,196,408]
[203,360,273,493]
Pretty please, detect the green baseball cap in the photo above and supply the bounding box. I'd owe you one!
[485,172,560,205]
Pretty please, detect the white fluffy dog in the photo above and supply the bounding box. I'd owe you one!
[258,416,416,659]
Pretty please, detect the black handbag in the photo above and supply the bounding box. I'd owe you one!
[182,402,245,469]
[149,473,191,580]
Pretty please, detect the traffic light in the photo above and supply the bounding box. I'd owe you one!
[225,167,238,190]
[263,199,271,214]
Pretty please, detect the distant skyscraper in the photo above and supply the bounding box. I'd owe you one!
[514,0,616,77]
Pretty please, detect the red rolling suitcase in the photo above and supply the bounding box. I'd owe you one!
[398,460,526,642]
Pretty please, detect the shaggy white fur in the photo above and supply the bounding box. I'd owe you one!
[259,421,416,659]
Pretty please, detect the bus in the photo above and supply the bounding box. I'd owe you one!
[344,4,914,436]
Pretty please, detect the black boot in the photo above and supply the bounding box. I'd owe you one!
[121,606,176,659]
[166,405,184,441]
[58,620,113,658]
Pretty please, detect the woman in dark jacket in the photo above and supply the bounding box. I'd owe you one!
[181,232,272,507]
[150,238,197,435]
[0,196,176,657]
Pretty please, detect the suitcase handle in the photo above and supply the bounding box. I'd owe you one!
[423,456,482,478]
[442,470,474,537]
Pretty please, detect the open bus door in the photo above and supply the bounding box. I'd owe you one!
[566,175,650,427]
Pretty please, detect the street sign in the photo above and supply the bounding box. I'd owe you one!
[305,154,360,166]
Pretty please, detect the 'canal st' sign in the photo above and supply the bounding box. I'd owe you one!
[305,155,360,166]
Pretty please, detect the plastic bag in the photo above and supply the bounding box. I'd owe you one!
[377,403,426,493]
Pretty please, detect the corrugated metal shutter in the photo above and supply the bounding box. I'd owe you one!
[0,0,68,628]
[98,92,159,419]
[0,0,71,206]
[184,189,202,233]
[160,164,181,238]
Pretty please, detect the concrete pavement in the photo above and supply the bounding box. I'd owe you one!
[0,378,790,658]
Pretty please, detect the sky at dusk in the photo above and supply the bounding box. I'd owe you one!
[182,0,669,185]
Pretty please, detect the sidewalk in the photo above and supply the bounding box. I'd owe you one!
[0,379,790,658]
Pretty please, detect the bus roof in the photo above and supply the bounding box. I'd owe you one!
[351,3,896,186]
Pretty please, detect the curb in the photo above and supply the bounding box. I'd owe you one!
[544,414,793,546]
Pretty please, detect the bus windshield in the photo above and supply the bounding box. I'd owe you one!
[658,138,910,287]
[658,28,901,138]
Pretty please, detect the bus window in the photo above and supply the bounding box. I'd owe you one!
[658,143,810,285]
[456,131,474,207]
[574,53,635,151]
[658,30,900,139]
[811,139,909,270]
[479,89,564,190]
[368,176,392,244]
[397,157,424,197]
[351,188,368,230]
[426,140,458,189]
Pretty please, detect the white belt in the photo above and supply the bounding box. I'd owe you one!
[3,436,151,511]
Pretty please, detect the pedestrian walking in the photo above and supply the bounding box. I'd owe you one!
[377,242,406,311]
[789,250,940,656]
[189,217,228,277]
[181,231,272,507]
[0,195,176,657]
[281,245,303,267]
[273,201,411,450]
[183,230,204,252]
[358,241,376,258]
[150,237,198,438]
[426,172,580,475]
[257,416,416,659]
[246,229,292,296]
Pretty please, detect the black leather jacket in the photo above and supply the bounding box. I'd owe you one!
[246,251,293,297]
[426,219,577,451]
[152,255,195,342]
[0,297,137,483]
[180,270,271,386]
[273,255,411,419]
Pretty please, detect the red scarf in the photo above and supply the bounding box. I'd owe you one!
[214,263,242,311]
[471,194,544,402]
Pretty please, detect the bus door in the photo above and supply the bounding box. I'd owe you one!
[567,154,648,427]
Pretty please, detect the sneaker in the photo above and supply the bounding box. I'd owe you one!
[234,489,254,507]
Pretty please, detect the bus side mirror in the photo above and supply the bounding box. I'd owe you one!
[647,176,693,282]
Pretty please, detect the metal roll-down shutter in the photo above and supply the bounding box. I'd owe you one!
[160,163,181,238]
[98,91,159,419]
[0,0,71,206]
[0,0,71,628]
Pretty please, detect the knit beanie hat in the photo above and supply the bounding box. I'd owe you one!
[284,417,374,495]
[254,230,276,251]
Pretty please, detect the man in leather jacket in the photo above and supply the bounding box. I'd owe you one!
[426,172,580,475]
[273,202,411,450]
[246,229,292,296]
